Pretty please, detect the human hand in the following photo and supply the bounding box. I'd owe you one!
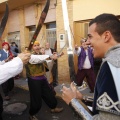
[4,55,13,62]
[62,85,76,105]
[70,82,83,100]
[75,44,78,50]
[57,52,64,57]
[60,52,64,56]
[50,53,58,60]
[17,53,31,64]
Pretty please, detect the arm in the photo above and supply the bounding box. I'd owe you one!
[0,57,23,84]
[29,54,50,64]
[74,46,81,55]
[29,54,58,64]
[62,82,93,120]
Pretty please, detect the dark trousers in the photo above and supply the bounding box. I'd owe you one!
[28,77,57,116]
[1,78,14,96]
[51,60,58,84]
[76,68,96,92]
[0,94,3,120]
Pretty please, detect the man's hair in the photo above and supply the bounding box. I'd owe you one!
[80,38,86,44]
[89,13,120,42]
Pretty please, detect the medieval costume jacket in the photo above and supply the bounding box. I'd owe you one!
[26,53,50,78]
[70,44,120,120]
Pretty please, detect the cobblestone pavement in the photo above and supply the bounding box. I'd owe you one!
[1,87,81,120]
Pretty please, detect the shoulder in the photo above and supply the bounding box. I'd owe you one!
[95,61,120,115]
[96,61,118,101]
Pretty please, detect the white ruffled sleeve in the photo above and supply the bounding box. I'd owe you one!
[29,55,50,64]
[0,57,23,84]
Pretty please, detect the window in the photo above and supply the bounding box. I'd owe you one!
[8,31,20,52]
[46,22,56,49]
[29,25,36,41]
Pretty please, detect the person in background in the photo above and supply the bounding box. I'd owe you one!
[10,42,19,57]
[40,47,45,55]
[25,41,63,120]
[10,42,20,79]
[0,42,14,100]
[0,52,31,120]
[74,39,96,93]
[45,42,58,87]
[62,13,120,120]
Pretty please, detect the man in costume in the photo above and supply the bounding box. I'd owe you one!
[0,52,31,120]
[25,41,63,120]
[74,39,96,92]
[0,42,14,100]
[62,13,120,120]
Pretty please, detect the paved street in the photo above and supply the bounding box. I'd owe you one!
[1,87,81,120]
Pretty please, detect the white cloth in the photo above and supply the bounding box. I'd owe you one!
[45,60,54,82]
[0,57,23,84]
[108,62,120,101]
[0,61,5,65]
[45,48,52,56]
[29,55,50,64]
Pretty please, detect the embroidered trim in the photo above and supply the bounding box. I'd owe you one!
[97,92,120,115]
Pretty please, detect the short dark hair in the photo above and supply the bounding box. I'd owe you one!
[89,13,120,42]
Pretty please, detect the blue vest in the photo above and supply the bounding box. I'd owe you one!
[78,47,94,70]
[0,49,9,61]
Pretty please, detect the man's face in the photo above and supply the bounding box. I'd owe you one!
[88,23,105,58]
[45,43,50,49]
[32,44,40,53]
[81,42,87,49]
[40,48,45,54]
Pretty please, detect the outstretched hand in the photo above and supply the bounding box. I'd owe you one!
[75,44,78,50]
[17,53,31,64]
[62,82,83,105]
[70,82,83,99]
[62,85,76,105]
[50,53,58,60]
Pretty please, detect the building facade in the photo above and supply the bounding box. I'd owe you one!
[0,0,120,83]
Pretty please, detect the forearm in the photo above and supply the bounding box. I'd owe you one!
[29,54,50,64]
[0,57,23,84]
[69,98,93,120]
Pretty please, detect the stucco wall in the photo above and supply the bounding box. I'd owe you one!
[73,0,120,21]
